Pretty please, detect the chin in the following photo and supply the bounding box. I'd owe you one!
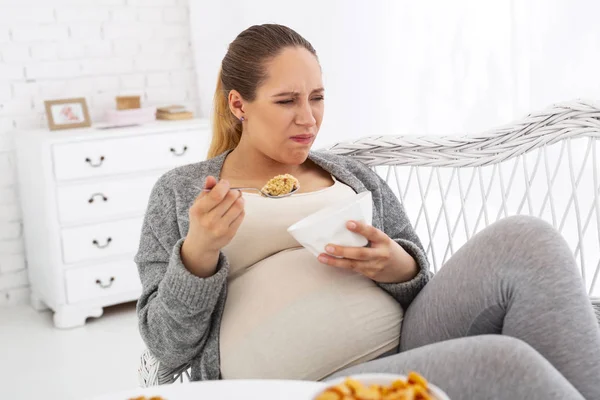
[281,148,310,165]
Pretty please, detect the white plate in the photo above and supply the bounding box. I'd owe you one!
[89,380,328,400]
[319,373,451,400]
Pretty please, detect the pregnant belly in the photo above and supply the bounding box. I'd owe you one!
[219,248,403,381]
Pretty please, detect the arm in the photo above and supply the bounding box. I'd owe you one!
[135,178,229,370]
[374,173,432,309]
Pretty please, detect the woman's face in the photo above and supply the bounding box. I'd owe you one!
[238,46,324,165]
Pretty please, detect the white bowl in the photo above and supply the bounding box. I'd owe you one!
[316,373,451,400]
[287,191,373,258]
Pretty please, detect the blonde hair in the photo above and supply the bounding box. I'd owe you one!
[208,72,243,159]
[207,24,317,159]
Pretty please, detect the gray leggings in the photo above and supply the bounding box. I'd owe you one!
[329,216,600,400]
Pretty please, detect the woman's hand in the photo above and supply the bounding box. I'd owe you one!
[318,220,418,283]
[181,176,245,278]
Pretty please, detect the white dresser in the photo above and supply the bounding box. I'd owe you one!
[14,119,211,328]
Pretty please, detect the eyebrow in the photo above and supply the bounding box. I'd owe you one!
[271,87,325,97]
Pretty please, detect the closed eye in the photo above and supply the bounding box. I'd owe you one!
[276,96,324,105]
[276,99,294,105]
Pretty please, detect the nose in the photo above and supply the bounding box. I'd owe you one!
[295,98,316,127]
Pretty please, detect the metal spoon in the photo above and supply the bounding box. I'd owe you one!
[195,184,300,199]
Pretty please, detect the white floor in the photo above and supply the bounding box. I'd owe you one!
[0,302,146,400]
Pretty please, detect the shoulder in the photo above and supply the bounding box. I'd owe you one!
[311,150,373,172]
[310,150,381,188]
[154,153,224,192]
[147,156,222,213]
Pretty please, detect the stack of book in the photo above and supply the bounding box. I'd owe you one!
[156,105,194,120]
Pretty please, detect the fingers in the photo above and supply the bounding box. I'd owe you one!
[194,176,218,202]
[204,176,218,190]
[346,220,386,243]
[194,177,232,214]
[317,222,386,261]
[317,222,391,279]
[317,254,382,279]
[211,189,243,218]
[221,194,245,226]
[228,206,246,231]
[317,247,388,280]
[318,254,365,269]
[323,244,378,261]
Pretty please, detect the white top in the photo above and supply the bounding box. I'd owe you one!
[219,177,403,380]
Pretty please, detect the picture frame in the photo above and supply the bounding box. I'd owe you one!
[44,98,92,131]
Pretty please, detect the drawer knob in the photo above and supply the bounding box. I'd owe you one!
[92,237,112,249]
[95,276,115,289]
[88,193,108,203]
[170,146,188,156]
[85,156,105,168]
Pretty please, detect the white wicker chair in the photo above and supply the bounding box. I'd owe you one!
[138,99,600,387]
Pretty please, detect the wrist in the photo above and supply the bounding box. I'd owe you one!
[180,238,219,278]
[387,240,418,283]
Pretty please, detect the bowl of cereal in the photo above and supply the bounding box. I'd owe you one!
[287,191,373,258]
[314,372,450,400]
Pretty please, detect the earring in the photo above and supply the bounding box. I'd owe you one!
[240,116,245,122]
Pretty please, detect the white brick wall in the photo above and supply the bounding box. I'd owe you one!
[0,0,199,306]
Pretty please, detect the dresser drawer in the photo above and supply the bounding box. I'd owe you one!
[56,175,159,225]
[60,218,144,264]
[52,130,208,181]
[64,261,141,304]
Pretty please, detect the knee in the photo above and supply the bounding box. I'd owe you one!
[483,216,575,271]
[469,335,546,371]
[476,334,532,353]
[491,215,558,242]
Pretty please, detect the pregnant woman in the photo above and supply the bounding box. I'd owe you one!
[135,24,600,400]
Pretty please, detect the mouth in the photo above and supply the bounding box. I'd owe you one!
[290,135,315,144]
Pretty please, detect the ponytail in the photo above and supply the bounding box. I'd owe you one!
[207,69,242,159]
